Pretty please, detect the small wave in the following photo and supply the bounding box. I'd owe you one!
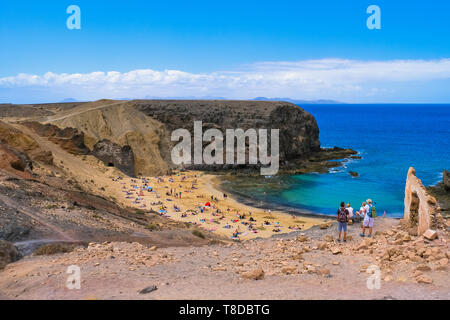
[329,167,346,174]
[429,171,444,186]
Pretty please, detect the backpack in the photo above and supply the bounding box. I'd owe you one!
[337,208,348,222]
[370,206,377,218]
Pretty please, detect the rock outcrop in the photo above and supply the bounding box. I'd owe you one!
[92,139,135,176]
[0,121,53,165]
[135,100,321,169]
[427,170,450,218]
[0,144,32,178]
[22,121,90,155]
[403,167,443,235]
[4,100,356,176]
[443,170,450,191]
[51,100,326,176]
[51,102,171,176]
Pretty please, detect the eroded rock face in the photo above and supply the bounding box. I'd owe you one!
[0,121,53,164]
[0,144,32,178]
[8,100,355,176]
[23,121,90,155]
[92,139,135,176]
[403,167,443,235]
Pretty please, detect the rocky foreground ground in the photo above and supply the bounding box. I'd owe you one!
[1,217,448,300]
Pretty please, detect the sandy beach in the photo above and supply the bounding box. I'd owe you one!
[107,171,324,240]
[9,125,324,241]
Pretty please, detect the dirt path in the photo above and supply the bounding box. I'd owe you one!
[44,101,125,123]
[1,217,448,300]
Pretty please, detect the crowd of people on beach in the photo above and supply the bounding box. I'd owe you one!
[113,172,384,242]
[112,173,300,240]
[336,199,377,242]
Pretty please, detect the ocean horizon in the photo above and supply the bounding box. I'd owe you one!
[222,104,450,218]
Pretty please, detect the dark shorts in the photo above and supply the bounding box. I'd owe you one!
[338,221,348,232]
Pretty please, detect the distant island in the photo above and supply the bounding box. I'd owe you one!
[253,97,344,104]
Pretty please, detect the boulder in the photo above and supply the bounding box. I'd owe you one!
[281,266,298,275]
[331,247,342,255]
[138,285,158,294]
[416,275,433,284]
[320,221,332,230]
[356,244,368,251]
[0,240,20,269]
[317,242,328,250]
[241,268,265,280]
[438,258,448,266]
[349,171,359,178]
[423,229,438,240]
[415,264,431,272]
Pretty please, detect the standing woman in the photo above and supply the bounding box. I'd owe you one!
[361,199,374,237]
[356,201,366,221]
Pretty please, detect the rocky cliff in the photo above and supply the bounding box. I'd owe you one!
[0,121,53,165]
[427,170,450,218]
[135,100,321,164]
[92,139,135,176]
[0,100,355,176]
[22,121,90,155]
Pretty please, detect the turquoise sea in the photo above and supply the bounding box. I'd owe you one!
[223,104,450,218]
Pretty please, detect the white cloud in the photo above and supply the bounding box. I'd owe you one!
[1,58,450,102]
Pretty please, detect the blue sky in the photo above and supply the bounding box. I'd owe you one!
[1,0,450,103]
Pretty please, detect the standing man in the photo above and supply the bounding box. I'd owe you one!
[337,202,349,242]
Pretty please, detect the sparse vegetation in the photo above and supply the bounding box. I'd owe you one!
[145,223,159,231]
[192,230,205,239]
[135,209,146,215]
[34,243,78,256]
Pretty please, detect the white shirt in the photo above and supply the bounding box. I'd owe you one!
[346,207,354,217]
[364,204,370,217]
